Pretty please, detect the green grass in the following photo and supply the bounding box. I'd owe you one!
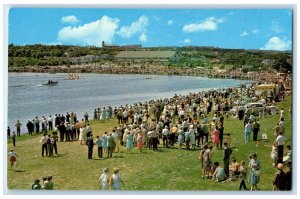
[7,95,292,191]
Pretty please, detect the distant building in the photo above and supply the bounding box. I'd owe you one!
[115,50,180,63]
[69,55,99,64]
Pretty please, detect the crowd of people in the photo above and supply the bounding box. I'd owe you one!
[8,72,292,191]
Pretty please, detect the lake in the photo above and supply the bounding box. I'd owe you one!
[7,73,250,134]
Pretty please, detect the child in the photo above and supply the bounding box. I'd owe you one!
[8,149,18,168]
[225,133,232,147]
[238,160,247,190]
[270,142,278,167]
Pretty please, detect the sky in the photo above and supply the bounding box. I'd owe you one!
[8,7,293,51]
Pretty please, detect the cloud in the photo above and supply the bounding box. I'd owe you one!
[252,28,260,34]
[260,36,291,51]
[183,38,191,44]
[167,19,174,25]
[117,15,149,38]
[61,15,79,24]
[58,15,119,46]
[46,42,63,46]
[240,31,249,37]
[139,32,147,42]
[182,17,224,33]
[271,19,283,34]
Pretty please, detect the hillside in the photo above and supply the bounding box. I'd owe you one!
[8,44,292,73]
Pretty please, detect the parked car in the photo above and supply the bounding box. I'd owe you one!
[245,102,265,116]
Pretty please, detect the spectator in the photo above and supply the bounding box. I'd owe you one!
[31,179,42,190]
[99,168,110,190]
[272,163,286,191]
[109,167,124,190]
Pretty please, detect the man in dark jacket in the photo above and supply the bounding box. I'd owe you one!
[223,142,232,178]
[87,134,94,159]
[26,120,34,135]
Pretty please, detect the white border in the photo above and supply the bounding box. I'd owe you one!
[1,1,299,199]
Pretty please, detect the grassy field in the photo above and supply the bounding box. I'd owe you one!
[7,95,292,191]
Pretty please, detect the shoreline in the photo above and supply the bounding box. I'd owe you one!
[8,64,257,81]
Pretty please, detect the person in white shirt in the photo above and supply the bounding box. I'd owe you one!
[40,133,48,157]
[48,115,53,131]
[162,126,169,148]
[276,132,286,164]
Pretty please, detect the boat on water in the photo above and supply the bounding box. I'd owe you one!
[43,80,58,86]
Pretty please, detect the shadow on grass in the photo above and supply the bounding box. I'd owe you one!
[14,169,25,172]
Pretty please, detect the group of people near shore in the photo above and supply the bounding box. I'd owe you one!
[8,72,292,191]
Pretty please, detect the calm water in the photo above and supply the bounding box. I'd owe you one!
[8,73,249,134]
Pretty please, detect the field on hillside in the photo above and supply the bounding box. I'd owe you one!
[7,95,292,191]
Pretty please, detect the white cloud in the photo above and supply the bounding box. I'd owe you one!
[139,32,147,42]
[117,15,149,38]
[260,36,291,51]
[182,17,224,33]
[58,15,119,46]
[61,15,79,24]
[252,28,260,34]
[240,31,249,37]
[271,19,283,34]
[183,38,191,44]
[167,19,174,25]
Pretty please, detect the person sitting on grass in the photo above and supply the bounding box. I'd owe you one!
[212,162,227,182]
[31,179,42,190]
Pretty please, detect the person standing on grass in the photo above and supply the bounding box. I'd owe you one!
[136,130,144,153]
[87,134,94,159]
[223,142,232,179]
[244,120,252,142]
[126,132,134,152]
[12,132,16,147]
[27,120,34,135]
[162,126,169,148]
[276,131,286,164]
[109,167,124,190]
[34,117,40,134]
[15,120,22,137]
[239,160,247,190]
[99,168,110,190]
[95,136,103,158]
[249,153,260,191]
[7,126,11,139]
[107,133,115,158]
[52,132,58,155]
[252,119,260,141]
[40,133,48,157]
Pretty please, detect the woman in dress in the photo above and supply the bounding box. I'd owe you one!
[248,153,261,191]
[270,141,278,167]
[211,126,220,149]
[189,125,196,150]
[102,132,108,153]
[136,130,144,153]
[178,126,184,149]
[126,132,134,152]
[109,167,124,190]
[99,168,109,190]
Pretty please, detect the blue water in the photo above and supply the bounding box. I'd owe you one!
[7,73,249,134]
